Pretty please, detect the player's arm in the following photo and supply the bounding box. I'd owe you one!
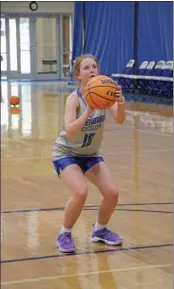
[64,92,93,138]
[108,87,126,124]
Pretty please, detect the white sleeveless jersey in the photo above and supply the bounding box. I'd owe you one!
[52,89,106,160]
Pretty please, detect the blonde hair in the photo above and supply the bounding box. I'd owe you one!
[73,54,99,80]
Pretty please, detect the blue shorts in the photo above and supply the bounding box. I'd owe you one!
[53,156,104,176]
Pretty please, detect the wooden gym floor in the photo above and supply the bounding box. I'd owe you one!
[1,82,173,288]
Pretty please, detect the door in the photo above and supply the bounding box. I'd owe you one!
[1,14,72,81]
[61,14,72,80]
[33,16,60,80]
[1,17,7,79]
[1,16,32,80]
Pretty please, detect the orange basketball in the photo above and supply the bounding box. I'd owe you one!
[9,96,20,106]
[84,75,118,109]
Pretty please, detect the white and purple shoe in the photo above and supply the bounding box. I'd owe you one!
[57,232,76,253]
[91,227,123,246]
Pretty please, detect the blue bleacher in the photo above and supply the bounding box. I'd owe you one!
[112,59,173,98]
[147,61,173,97]
[114,59,135,90]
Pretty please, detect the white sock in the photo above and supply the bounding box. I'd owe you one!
[60,227,72,234]
[94,222,106,232]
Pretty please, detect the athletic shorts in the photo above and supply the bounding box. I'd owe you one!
[53,156,104,177]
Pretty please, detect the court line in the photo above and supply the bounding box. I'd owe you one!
[105,126,172,136]
[1,243,172,264]
[103,148,172,154]
[1,208,172,214]
[136,128,172,136]
[86,208,172,214]
[1,263,172,285]
[1,127,172,152]
[2,148,172,161]
[1,202,172,214]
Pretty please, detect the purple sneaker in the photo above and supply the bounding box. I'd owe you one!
[91,227,123,246]
[57,232,76,253]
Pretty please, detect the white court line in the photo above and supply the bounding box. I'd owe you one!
[103,148,172,155]
[1,263,172,285]
[106,126,172,137]
[2,148,172,161]
[135,128,172,136]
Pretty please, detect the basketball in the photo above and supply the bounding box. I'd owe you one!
[9,96,20,106]
[84,75,118,109]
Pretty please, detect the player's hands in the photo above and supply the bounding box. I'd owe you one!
[115,86,125,104]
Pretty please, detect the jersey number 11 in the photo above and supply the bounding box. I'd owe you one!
[82,133,95,147]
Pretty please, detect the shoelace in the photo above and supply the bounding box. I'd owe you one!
[103,228,119,237]
[63,232,73,244]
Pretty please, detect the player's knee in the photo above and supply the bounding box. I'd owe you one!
[104,186,119,201]
[76,185,88,200]
[112,188,119,201]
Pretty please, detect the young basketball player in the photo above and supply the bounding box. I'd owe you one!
[52,54,125,253]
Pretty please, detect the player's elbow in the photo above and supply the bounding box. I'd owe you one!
[65,129,73,139]
[64,126,75,139]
